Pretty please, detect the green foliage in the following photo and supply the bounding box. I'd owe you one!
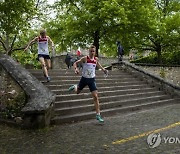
[1,0,179,64]
[159,68,166,78]
[131,50,180,65]
[138,0,180,63]
[0,0,37,34]
[0,0,42,55]
[45,0,155,54]
[12,51,41,69]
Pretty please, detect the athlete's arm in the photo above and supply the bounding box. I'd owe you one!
[96,57,107,74]
[24,37,38,51]
[73,56,86,74]
[47,36,54,49]
[47,36,55,56]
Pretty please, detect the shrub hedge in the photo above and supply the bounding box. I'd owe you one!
[130,50,180,65]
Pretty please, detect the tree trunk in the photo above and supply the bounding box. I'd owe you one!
[5,34,10,55]
[157,48,162,64]
[93,30,100,57]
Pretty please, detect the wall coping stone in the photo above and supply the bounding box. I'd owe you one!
[112,62,180,95]
[0,54,56,128]
[131,63,180,67]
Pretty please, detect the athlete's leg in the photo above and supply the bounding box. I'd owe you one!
[44,57,51,82]
[39,57,49,77]
[68,77,86,94]
[74,85,81,94]
[91,90,100,114]
[45,59,51,70]
[91,90,104,122]
[89,79,104,122]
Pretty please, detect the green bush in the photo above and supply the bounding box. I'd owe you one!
[12,51,41,69]
[131,50,180,65]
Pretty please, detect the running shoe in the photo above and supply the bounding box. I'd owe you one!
[96,114,104,123]
[47,76,51,82]
[68,85,76,92]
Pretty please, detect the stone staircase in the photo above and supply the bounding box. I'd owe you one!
[29,69,179,124]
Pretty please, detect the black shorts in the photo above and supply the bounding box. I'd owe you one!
[78,76,97,92]
[37,54,50,61]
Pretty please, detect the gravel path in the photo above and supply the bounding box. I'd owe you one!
[0,104,180,153]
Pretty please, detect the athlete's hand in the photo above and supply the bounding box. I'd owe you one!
[75,68,79,74]
[103,69,108,77]
[103,69,108,74]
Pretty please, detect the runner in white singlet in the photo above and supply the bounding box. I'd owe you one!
[38,36,49,55]
[68,45,108,123]
[24,29,54,82]
[82,56,96,78]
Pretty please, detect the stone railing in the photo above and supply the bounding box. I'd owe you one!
[0,54,56,128]
[112,62,180,98]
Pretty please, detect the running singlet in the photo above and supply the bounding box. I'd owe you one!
[82,56,97,78]
[38,36,49,55]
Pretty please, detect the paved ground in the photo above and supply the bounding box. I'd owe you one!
[0,103,180,154]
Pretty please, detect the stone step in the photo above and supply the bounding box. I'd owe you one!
[28,69,127,75]
[34,74,134,81]
[51,98,179,124]
[54,95,171,116]
[51,84,153,95]
[46,81,147,90]
[30,71,130,76]
[54,91,165,108]
[42,77,141,85]
[28,69,179,126]
[55,88,157,101]
[28,69,125,74]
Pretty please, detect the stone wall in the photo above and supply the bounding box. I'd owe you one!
[0,65,26,123]
[0,54,56,128]
[113,62,180,98]
[52,55,67,69]
[52,55,117,69]
[98,57,118,66]
[138,66,180,87]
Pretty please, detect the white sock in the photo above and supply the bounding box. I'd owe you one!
[96,113,100,116]
[74,85,77,91]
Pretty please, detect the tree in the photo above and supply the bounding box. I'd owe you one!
[138,0,180,63]
[46,0,155,56]
[0,0,39,55]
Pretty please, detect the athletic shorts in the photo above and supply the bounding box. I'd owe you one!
[78,76,97,92]
[37,54,50,61]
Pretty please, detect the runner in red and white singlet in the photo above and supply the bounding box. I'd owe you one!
[24,29,54,82]
[68,45,108,123]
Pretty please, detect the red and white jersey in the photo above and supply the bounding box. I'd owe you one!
[82,56,97,78]
[38,36,49,55]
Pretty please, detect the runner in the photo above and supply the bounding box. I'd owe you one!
[24,29,54,82]
[68,45,108,123]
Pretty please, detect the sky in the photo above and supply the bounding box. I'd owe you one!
[47,0,56,19]
[47,0,56,5]
[31,0,56,29]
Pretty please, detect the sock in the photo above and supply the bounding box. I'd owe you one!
[96,113,100,116]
